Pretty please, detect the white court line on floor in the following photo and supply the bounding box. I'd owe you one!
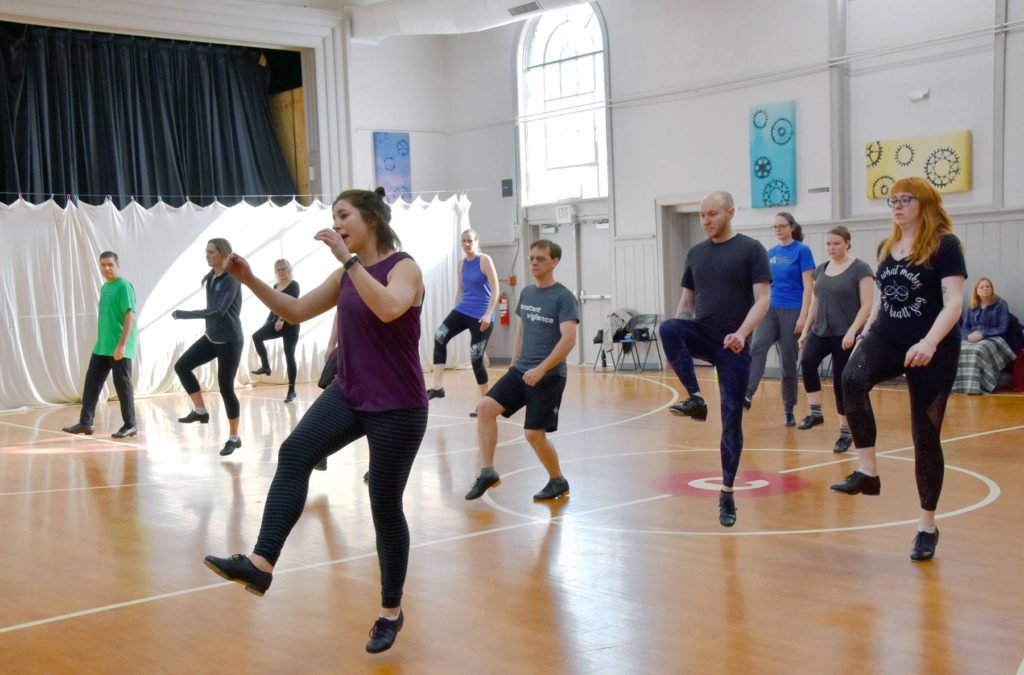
[479,448,1000,536]
[0,419,149,451]
[778,424,1024,474]
[0,491,667,635]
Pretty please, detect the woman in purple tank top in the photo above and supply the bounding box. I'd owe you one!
[427,228,500,416]
[204,187,428,654]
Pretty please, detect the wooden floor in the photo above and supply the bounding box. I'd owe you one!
[1,365,1022,674]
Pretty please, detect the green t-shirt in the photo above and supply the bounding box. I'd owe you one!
[94,277,138,359]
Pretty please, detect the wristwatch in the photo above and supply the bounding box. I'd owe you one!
[343,253,360,270]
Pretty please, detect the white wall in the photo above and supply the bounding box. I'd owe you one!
[346,35,453,194]
[846,0,997,215]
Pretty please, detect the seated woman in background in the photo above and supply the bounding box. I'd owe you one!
[952,277,1016,394]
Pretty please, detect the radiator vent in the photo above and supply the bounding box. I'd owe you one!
[508,2,542,16]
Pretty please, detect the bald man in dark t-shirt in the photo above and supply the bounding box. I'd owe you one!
[658,191,771,527]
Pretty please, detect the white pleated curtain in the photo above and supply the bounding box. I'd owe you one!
[0,195,471,411]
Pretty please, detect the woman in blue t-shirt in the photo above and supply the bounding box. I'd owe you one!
[832,177,966,563]
[427,229,500,416]
[745,212,816,426]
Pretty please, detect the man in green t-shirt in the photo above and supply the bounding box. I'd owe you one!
[62,251,139,438]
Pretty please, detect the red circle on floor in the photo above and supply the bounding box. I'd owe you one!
[653,470,811,497]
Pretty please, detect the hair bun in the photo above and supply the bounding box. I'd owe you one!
[374,186,386,197]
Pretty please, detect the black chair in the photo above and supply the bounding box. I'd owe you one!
[615,313,663,371]
[592,329,616,370]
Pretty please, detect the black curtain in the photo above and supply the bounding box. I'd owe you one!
[0,22,296,207]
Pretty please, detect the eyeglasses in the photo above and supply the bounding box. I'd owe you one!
[886,195,917,207]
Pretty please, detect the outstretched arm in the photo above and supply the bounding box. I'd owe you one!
[226,253,340,324]
[313,228,423,322]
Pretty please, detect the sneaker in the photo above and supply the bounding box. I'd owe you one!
[62,422,94,435]
[910,528,939,562]
[669,396,708,421]
[314,459,328,471]
[426,387,445,400]
[366,610,404,653]
[830,471,881,495]
[784,412,796,427]
[469,407,479,418]
[284,390,296,403]
[533,476,570,500]
[833,434,853,454]
[219,439,242,456]
[203,553,272,596]
[465,471,500,500]
[251,366,271,375]
[719,491,737,527]
[178,410,210,424]
[112,425,137,439]
[797,413,824,430]
[743,396,752,411]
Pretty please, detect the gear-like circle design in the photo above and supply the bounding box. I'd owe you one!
[762,179,791,207]
[396,139,410,156]
[924,147,961,188]
[866,141,883,168]
[752,109,769,129]
[895,143,915,167]
[753,156,772,179]
[871,175,895,199]
[771,117,794,145]
[384,157,396,171]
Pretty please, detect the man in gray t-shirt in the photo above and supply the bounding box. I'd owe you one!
[465,239,579,502]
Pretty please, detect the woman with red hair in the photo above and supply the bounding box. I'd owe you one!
[831,177,966,562]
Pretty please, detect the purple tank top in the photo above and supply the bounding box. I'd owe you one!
[333,252,428,411]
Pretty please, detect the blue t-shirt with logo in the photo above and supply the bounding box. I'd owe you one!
[767,240,815,309]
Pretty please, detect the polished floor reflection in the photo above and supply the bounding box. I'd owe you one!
[1,367,1022,673]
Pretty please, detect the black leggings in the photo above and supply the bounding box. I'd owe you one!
[841,333,959,511]
[174,336,244,419]
[799,334,852,415]
[432,310,493,385]
[252,322,299,387]
[253,384,427,608]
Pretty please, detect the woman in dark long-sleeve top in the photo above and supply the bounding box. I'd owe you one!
[172,238,245,456]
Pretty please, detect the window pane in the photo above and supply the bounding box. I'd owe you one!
[520,3,607,205]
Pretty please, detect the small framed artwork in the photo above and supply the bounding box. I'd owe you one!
[373,131,412,200]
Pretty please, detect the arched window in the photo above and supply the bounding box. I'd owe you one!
[519,3,607,206]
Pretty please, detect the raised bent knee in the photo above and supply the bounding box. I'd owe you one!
[476,397,502,420]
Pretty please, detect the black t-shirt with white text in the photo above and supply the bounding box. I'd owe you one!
[871,233,966,347]
[682,233,771,340]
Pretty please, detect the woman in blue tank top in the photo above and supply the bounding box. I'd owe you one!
[204,188,427,654]
[427,228,500,416]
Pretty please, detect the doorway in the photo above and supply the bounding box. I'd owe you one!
[532,221,612,365]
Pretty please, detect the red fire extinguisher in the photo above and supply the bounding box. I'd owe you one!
[498,291,509,326]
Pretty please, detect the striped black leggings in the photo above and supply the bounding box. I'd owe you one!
[253,384,428,608]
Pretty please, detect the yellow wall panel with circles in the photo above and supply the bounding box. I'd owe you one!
[865,130,972,200]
